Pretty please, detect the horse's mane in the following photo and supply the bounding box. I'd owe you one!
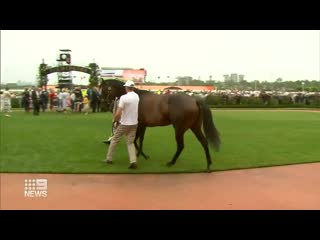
[101,79,153,96]
[134,88,153,96]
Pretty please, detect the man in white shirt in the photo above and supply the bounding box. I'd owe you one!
[103,80,140,169]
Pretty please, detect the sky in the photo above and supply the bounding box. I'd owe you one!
[1,30,319,85]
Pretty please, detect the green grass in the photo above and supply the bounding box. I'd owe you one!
[1,109,320,173]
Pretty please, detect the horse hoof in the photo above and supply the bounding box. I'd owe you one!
[166,162,173,167]
[140,154,149,160]
[206,168,212,173]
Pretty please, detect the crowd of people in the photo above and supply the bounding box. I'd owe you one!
[17,86,102,115]
[1,81,140,170]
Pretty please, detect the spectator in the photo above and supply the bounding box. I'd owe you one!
[31,86,41,116]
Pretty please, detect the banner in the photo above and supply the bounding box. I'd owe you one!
[100,69,124,78]
[122,69,146,83]
[45,65,91,75]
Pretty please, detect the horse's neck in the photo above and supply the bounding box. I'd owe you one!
[134,89,152,97]
[114,87,150,99]
[118,88,126,98]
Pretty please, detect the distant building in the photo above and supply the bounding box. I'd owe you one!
[239,75,245,81]
[230,73,238,82]
[224,73,245,82]
[176,76,193,85]
[223,75,230,81]
[4,83,18,89]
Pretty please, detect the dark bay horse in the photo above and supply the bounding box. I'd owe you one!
[100,79,221,172]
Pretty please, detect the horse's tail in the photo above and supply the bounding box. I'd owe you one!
[197,99,221,152]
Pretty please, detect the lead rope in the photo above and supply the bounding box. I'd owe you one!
[112,97,120,134]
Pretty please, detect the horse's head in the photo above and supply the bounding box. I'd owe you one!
[99,79,126,112]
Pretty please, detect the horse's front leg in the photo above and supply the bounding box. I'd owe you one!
[135,124,149,159]
[138,125,149,160]
[134,133,140,156]
[134,124,142,156]
[166,127,186,167]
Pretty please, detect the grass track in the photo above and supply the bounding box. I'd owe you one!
[1,109,319,173]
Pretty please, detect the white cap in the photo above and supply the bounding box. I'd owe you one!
[123,80,135,87]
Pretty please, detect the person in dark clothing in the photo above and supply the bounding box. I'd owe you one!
[86,87,92,101]
[31,86,41,115]
[40,89,49,112]
[90,86,100,113]
[22,88,30,112]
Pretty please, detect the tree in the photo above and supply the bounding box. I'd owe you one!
[38,63,49,89]
[88,63,100,87]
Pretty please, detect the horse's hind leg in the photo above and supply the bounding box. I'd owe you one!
[167,127,187,167]
[191,126,212,173]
